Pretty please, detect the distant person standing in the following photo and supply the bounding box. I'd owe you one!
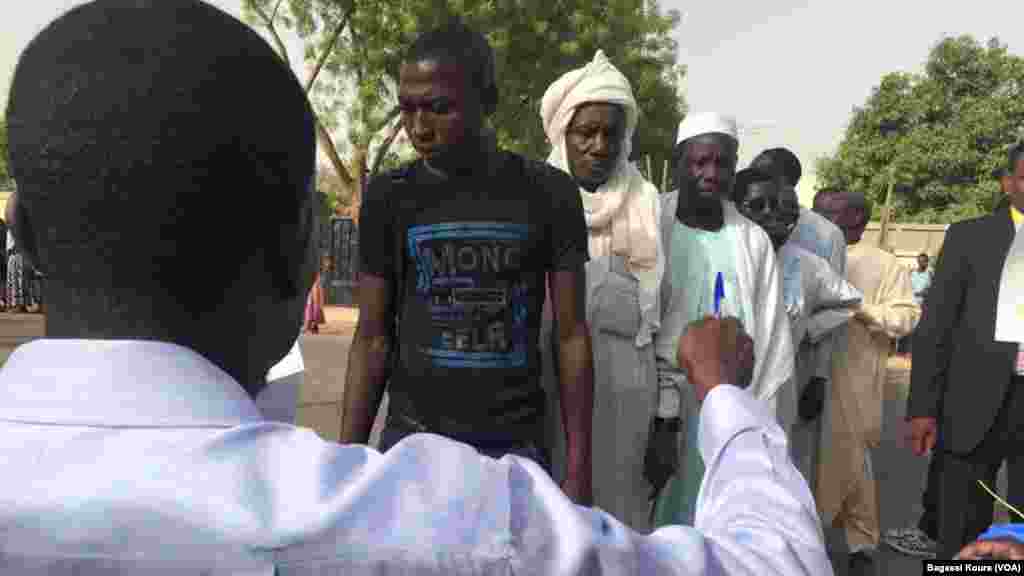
[898,253,932,355]
[910,253,932,309]
[5,192,26,313]
[0,217,6,311]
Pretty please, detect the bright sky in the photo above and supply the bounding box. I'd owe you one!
[4,0,1024,204]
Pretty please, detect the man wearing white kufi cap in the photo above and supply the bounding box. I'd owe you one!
[648,112,796,529]
[539,50,664,531]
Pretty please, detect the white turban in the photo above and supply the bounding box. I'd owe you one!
[675,112,739,145]
[540,50,663,347]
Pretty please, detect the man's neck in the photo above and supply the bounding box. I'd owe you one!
[42,285,264,394]
[423,132,496,180]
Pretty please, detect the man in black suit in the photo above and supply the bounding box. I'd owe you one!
[908,143,1024,559]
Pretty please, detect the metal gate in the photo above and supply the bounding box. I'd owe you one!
[326,217,359,307]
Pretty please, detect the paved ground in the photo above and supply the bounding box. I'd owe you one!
[0,310,1010,573]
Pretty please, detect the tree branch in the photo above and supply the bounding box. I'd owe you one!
[247,0,292,67]
[370,117,404,177]
[303,0,357,94]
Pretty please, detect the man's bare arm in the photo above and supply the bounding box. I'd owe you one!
[340,273,393,445]
[550,266,594,501]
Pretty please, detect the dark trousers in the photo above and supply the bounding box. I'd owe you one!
[936,374,1024,559]
[917,454,941,540]
[378,413,551,475]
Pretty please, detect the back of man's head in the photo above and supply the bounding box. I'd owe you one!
[6,0,317,390]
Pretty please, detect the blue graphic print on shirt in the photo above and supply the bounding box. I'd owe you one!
[407,222,531,369]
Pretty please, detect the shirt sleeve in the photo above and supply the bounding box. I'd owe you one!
[544,168,589,272]
[749,231,796,403]
[258,386,829,575]
[858,255,920,339]
[358,175,395,279]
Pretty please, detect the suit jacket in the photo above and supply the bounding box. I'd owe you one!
[907,208,1018,454]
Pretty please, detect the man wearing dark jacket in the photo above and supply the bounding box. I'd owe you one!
[908,144,1024,559]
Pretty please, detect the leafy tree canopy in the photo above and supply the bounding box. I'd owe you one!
[816,35,1024,223]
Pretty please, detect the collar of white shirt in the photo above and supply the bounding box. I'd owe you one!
[0,339,262,428]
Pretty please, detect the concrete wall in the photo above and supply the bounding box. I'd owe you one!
[861,221,949,269]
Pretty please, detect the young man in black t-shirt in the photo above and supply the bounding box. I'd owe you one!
[341,19,594,505]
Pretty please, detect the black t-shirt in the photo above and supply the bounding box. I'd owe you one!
[359,150,588,443]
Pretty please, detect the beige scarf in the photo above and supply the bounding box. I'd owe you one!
[541,50,663,346]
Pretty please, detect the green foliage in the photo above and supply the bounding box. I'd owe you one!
[248,0,686,183]
[816,36,1024,224]
[0,120,10,188]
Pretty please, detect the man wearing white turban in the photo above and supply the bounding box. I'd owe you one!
[539,50,664,531]
[649,112,796,529]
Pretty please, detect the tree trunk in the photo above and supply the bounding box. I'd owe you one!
[350,147,369,226]
[370,119,404,178]
[316,120,353,190]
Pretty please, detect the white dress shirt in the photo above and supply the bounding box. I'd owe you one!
[258,338,303,424]
[0,339,832,575]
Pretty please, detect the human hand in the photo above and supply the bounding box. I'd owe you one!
[907,417,937,456]
[956,538,1024,560]
[677,316,755,402]
[561,471,593,506]
[798,377,827,422]
[644,417,681,499]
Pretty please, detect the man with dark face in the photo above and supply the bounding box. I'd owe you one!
[815,190,918,574]
[734,168,862,490]
[344,18,596,504]
[909,143,1024,561]
[650,113,795,528]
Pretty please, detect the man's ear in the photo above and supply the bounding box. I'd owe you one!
[269,183,318,303]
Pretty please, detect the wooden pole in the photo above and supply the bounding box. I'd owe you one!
[662,159,669,192]
[879,163,896,251]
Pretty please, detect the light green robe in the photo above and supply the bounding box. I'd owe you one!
[652,219,746,526]
[651,193,793,528]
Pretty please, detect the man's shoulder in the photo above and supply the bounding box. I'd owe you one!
[727,202,773,254]
[513,153,577,195]
[366,161,420,199]
[782,242,826,268]
[797,208,843,241]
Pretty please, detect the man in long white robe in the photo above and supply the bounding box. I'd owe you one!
[817,190,919,574]
[649,113,794,527]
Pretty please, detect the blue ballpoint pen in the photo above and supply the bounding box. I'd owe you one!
[713,272,725,318]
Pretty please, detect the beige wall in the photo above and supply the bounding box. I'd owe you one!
[860,221,948,268]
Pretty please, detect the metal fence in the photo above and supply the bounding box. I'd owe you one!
[325,217,359,307]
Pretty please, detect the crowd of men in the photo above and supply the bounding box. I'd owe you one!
[0,0,1021,573]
